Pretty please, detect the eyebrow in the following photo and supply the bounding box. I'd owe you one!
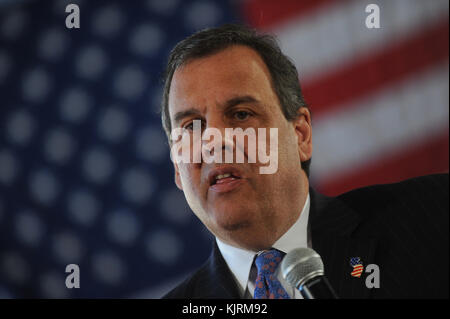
[223,95,260,110]
[173,109,202,125]
[172,95,260,125]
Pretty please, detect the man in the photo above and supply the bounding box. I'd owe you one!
[161,24,448,299]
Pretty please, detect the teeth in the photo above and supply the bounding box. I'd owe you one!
[216,173,231,180]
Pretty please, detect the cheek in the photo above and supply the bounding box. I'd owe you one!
[178,164,204,202]
[178,164,196,189]
[274,137,303,184]
[276,125,297,159]
[177,164,209,220]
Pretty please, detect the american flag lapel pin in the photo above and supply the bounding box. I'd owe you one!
[350,257,364,278]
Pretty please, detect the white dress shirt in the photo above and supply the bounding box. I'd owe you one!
[216,194,311,299]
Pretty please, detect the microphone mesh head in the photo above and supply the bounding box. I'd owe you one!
[281,248,324,288]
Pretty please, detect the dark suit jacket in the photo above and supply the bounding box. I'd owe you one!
[163,174,449,298]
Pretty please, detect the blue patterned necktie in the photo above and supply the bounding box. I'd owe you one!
[253,249,290,299]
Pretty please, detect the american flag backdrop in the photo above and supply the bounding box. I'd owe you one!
[0,0,448,298]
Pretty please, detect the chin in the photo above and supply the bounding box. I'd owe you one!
[213,208,253,232]
[220,220,251,232]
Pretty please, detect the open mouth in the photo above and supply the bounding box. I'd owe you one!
[212,173,241,185]
[207,167,244,193]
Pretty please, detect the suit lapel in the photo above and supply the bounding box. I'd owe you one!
[309,189,378,299]
[202,241,241,298]
[198,189,379,299]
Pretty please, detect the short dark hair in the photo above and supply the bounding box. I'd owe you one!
[161,23,311,177]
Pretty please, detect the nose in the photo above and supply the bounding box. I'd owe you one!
[201,117,234,163]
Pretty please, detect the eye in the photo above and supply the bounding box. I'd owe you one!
[183,119,203,131]
[233,110,251,121]
[183,122,194,131]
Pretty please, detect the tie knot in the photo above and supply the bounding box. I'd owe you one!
[255,249,284,275]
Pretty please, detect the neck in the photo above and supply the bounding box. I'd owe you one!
[219,175,309,252]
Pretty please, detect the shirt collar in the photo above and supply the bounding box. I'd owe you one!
[216,193,310,296]
[272,194,310,253]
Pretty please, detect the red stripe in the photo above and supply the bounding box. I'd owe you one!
[315,131,449,196]
[351,266,363,272]
[242,0,345,29]
[302,20,449,118]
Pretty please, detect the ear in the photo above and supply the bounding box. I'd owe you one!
[174,162,183,191]
[293,107,313,162]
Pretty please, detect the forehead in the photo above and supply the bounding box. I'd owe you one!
[168,45,278,118]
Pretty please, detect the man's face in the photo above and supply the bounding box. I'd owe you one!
[168,45,312,251]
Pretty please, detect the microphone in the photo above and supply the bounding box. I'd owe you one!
[280,247,338,299]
